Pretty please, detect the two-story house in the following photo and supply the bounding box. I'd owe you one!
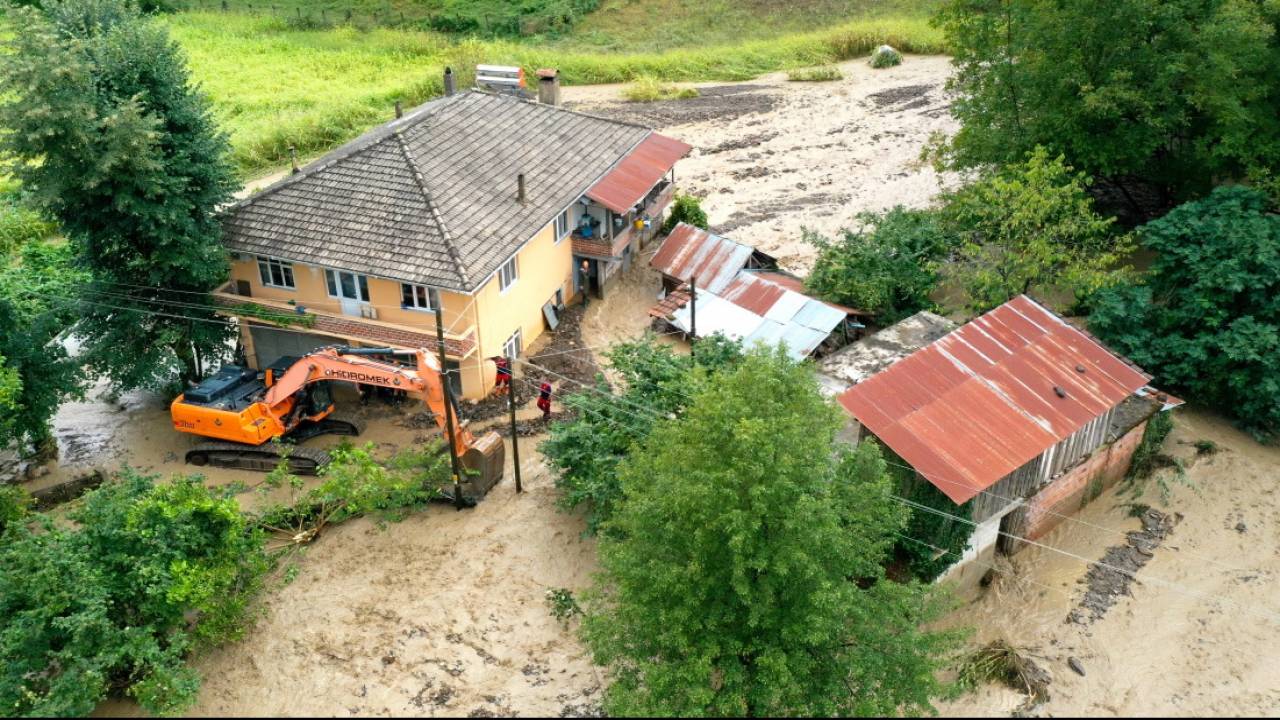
[216,87,690,400]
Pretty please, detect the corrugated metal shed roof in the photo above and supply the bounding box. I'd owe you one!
[586,133,692,213]
[649,223,755,293]
[838,295,1152,505]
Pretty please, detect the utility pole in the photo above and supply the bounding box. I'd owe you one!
[506,350,522,494]
[689,275,697,359]
[434,306,466,510]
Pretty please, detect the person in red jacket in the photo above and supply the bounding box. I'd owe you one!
[536,382,553,419]
[491,356,512,397]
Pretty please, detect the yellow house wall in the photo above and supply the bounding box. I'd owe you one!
[465,221,574,397]
[227,220,572,400]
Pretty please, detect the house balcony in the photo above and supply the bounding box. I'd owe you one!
[210,284,478,361]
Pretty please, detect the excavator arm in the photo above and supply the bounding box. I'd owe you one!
[262,347,475,458]
[172,345,505,498]
[262,347,505,495]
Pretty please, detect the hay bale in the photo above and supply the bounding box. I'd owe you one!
[870,44,903,69]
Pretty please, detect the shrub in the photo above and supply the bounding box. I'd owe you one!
[622,75,699,102]
[545,587,581,624]
[0,484,32,532]
[870,44,902,68]
[1089,186,1280,440]
[0,470,269,716]
[787,65,843,82]
[660,193,708,234]
[940,147,1133,313]
[0,197,56,253]
[805,206,950,324]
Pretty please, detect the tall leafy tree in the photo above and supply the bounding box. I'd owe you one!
[542,333,741,534]
[934,0,1280,207]
[1089,186,1280,440]
[941,147,1132,313]
[0,0,238,390]
[0,241,89,458]
[582,348,961,716]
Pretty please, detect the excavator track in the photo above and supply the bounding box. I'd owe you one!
[185,442,332,475]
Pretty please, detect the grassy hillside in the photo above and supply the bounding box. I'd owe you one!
[565,0,942,52]
[163,2,945,177]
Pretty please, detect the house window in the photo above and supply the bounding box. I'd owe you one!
[498,257,519,292]
[256,256,295,289]
[502,328,522,361]
[401,283,440,312]
[325,269,369,302]
[554,209,571,242]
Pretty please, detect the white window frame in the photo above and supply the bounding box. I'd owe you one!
[401,282,440,312]
[554,208,571,243]
[502,328,522,361]
[256,255,295,289]
[498,256,519,293]
[324,268,369,302]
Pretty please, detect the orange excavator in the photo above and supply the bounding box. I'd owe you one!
[170,346,505,498]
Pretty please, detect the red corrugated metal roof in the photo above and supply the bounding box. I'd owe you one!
[720,273,787,316]
[648,223,755,293]
[750,271,872,317]
[587,133,692,214]
[838,295,1150,505]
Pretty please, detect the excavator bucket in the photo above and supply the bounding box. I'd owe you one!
[459,430,506,499]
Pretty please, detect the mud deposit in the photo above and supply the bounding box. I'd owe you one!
[564,55,960,272]
[1069,508,1179,625]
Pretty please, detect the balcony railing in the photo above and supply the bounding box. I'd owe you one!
[210,284,478,359]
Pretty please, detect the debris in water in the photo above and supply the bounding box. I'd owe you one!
[1235,521,1248,534]
[958,640,1051,709]
[1068,657,1086,676]
[1069,508,1178,624]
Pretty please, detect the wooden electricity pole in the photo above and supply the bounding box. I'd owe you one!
[689,275,697,359]
[434,306,466,510]
[506,350,522,493]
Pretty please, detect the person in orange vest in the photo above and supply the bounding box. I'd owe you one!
[536,382,553,419]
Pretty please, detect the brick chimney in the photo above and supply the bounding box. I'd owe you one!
[443,67,456,96]
[536,68,560,106]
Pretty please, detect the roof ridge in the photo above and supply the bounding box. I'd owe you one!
[468,86,658,132]
[229,92,471,213]
[392,130,471,289]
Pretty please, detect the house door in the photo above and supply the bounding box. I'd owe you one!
[326,269,370,317]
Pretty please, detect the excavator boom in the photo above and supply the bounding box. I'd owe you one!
[171,346,505,500]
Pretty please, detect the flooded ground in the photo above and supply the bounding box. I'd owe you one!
[938,410,1280,717]
[565,55,961,273]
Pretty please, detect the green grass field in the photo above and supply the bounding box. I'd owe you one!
[161,1,945,178]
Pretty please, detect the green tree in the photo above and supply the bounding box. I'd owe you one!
[661,193,710,234]
[542,334,741,535]
[0,0,238,391]
[582,348,961,716]
[0,470,268,716]
[934,0,1280,205]
[941,147,1132,313]
[0,240,89,458]
[1089,186,1280,439]
[805,206,950,324]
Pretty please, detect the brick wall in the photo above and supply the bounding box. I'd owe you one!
[1009,418,1149,546]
